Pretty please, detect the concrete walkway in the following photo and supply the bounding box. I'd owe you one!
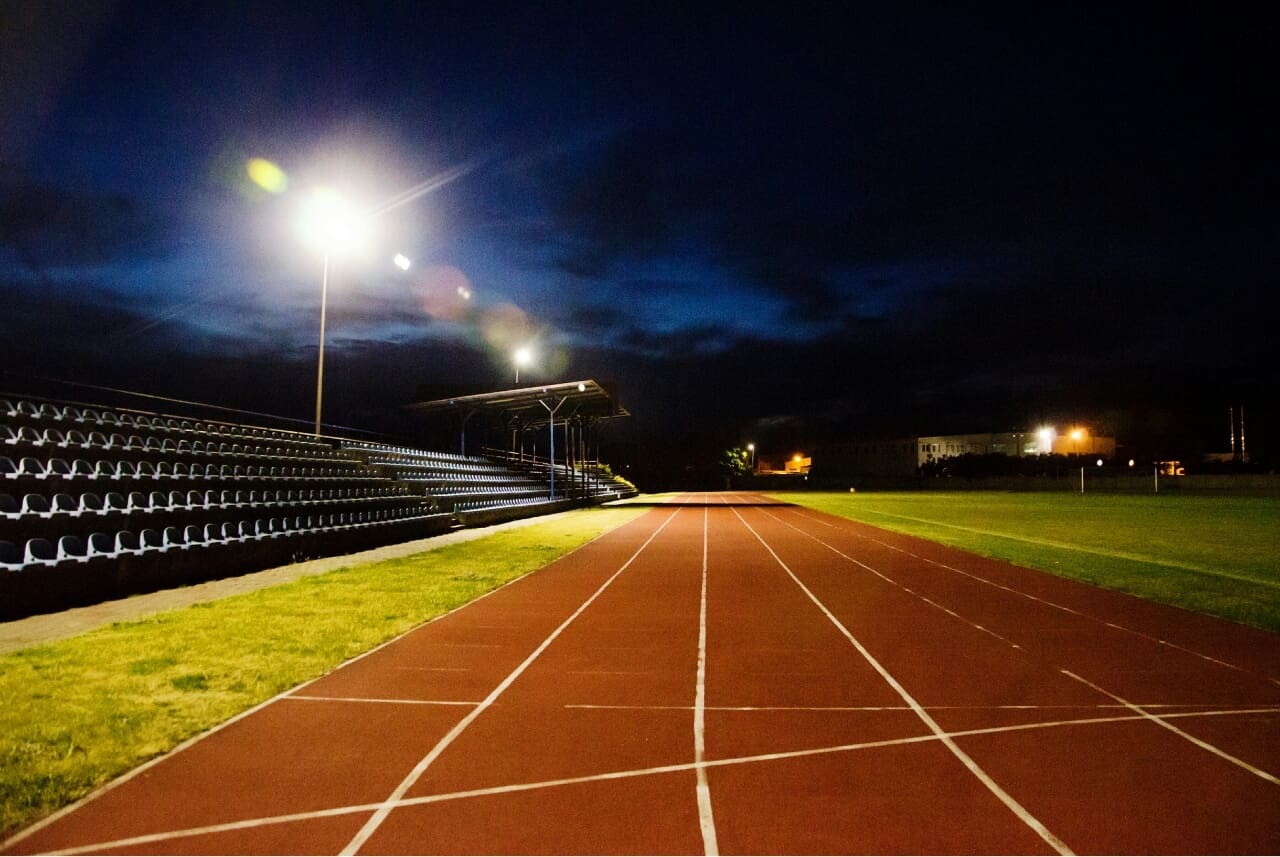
[0,512,579,655]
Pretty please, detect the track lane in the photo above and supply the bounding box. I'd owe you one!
[785,506,1280,682]
[752,502,1280,853]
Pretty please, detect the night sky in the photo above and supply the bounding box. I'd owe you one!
[3,3,1277,471]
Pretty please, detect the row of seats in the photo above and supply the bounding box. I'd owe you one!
[3,506,440,570]
[364,454,515,475]
[1,424,346,464]
[2,487,422,520]
[2,399,336,456]
[2,490,431,543]
[1,455,378,484]
[342,440,477,463]
[454,496,563,513]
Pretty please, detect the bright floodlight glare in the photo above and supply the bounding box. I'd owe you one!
[297,187,371,257]
[1097,459,1104,467]
[1070,428,1084,441]
[578,382,586,392]
[747,443,755,451]
[393,253,411,271]
[514,346,533,367]
[1128,459,1135,467]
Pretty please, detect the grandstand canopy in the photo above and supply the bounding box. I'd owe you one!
[406,380,629,432]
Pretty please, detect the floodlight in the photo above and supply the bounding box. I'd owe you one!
[297,187,371,257]
[513,346,533,383]
[393,253,411,271]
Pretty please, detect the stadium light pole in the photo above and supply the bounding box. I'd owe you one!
[513,346,533,385]
[297,187,374,436]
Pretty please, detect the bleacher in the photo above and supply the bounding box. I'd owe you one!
[342,441,553,512]
[0,396,634,620]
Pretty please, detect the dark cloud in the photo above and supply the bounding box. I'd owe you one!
[0,170,173,270]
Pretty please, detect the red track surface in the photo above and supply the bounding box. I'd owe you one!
[5,493,1278,855]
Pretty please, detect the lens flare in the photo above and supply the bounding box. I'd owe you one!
[415,265,474,321]
[481,303,531,351]
[246,158,288,194]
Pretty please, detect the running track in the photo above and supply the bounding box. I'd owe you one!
[4,493,1278,854]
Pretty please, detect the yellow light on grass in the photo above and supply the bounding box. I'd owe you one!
[247,158,288,194]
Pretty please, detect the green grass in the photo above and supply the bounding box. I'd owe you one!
[772,492,1280,633]
[0,506,645,838]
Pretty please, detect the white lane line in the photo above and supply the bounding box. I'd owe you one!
[46,706,1277,857]
[791,508,1269,681]
[732,508,1074,856]
[283,696,481,707]
[763,509,1023,650]
[1062,670,1280,785]
[338,508,682,856]
[695,505,719,855]
[563,703,1280,712]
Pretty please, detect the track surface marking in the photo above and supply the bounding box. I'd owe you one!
[4,493,1278,855]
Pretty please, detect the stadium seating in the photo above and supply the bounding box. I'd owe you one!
[1,395,631,620]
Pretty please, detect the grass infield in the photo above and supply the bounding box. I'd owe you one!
[0,506,645,838]
[773,491,1280,634]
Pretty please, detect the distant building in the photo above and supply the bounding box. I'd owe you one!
[816,427,1117,477]
[755,452,812,475]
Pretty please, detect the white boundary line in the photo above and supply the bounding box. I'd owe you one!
[282,696,481,707]
[790,507,1276,683]
[849,507,1278,589]
[42,705,1278,857]
[563,703,1280,712]
[695,505,719,855]
[731,507,1074,855]
[1,505,655,853]
[338,508,682,855]
[1061,670,1280,784]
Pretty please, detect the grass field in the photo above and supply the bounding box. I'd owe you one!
[773,491,1280,634]
[0,506,645,838]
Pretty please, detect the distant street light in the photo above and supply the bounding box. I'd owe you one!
[747,442,756,473]
[1036,426,1055,454]
[513,346,533,384]
[1070,427,1084,456]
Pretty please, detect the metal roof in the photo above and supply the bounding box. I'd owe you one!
[405,379,629,429]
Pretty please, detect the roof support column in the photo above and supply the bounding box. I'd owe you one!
[539,397,566,499]
[459,408,476,457]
